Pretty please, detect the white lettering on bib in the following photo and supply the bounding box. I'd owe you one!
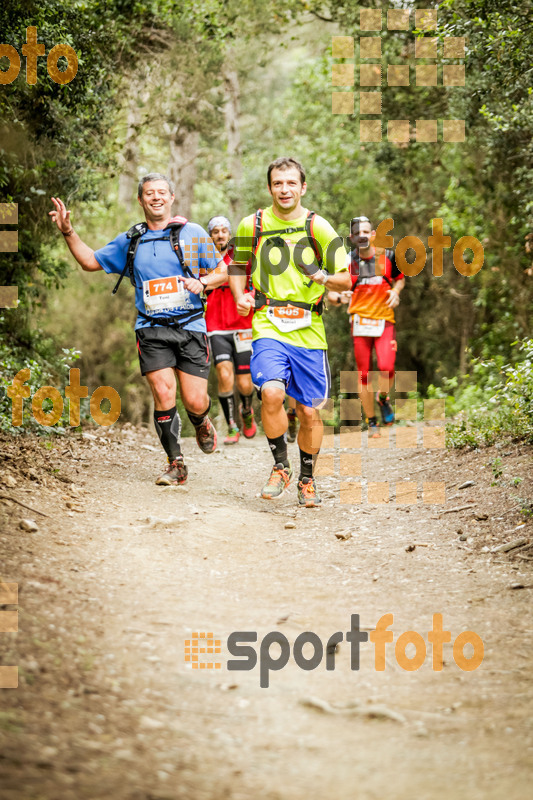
[352,314,385,337]
[267,305,312,333]
[142,276,194,315]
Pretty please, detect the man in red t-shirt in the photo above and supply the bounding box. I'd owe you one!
[205,215,257,444]
[329,215,405,436]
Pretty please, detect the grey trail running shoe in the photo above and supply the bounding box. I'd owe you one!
[297,476,322,508]
[261,462,293,499]
[195,416,217,453]
[156,457,188,485]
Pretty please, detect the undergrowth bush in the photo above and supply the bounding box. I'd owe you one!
[445,339,533,448]
[0,330,86,435]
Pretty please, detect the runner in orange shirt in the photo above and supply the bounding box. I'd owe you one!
[329,215,405,437]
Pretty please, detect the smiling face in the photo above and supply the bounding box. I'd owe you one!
[209,225,231,253]
[268,166,307,217]
[138,180,174,224]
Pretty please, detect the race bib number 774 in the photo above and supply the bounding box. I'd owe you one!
[143,275,193,314]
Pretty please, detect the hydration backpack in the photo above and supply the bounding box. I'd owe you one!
[111,215,206,327]
[112,215,192,295]
[250,209,326,314]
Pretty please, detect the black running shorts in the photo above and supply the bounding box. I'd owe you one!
[136,327,211,378]
[208,331,252,375]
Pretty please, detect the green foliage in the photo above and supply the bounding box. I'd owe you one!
[0,0,244,332]
[2,0,532,438]
[490,456,503,482]
[446,338,533,447]
[0,330,83,434]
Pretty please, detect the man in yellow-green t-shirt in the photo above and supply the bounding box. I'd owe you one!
[228,156,351,507]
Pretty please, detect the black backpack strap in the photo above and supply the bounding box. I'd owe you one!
[304,211,323,269]
[254,291,325,315]
[113,219,208,328]
[256,226,307,238]
[349,249,359,288]
[349,247,393,288]
[382,248,395,287]
[112,222,147,294]
[301,210,324,287]
[252,209,263,255]
[169,223,192,278]
[169,222,206,310]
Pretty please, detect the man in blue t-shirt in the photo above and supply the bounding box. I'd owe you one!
[49,173,226,486]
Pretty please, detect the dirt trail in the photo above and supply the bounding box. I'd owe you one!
[1,424,532,800]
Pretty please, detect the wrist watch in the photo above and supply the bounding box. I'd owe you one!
[199,276,209,289]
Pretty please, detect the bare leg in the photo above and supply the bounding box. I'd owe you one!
[261,385,287,438]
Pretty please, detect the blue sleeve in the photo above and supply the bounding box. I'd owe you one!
[196,225,220,272]
[94,232,129,275]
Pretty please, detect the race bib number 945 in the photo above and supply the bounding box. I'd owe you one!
[143,276,193,315]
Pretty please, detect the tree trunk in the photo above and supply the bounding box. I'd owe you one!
[118,89,142,212]
[168,129,199,219]
[223,64,243,222]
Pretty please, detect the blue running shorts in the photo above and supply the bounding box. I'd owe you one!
[250,337,331,408]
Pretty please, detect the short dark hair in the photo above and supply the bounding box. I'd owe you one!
[137,173,175,199]
[267,157,306,187]
[351,216,372,229]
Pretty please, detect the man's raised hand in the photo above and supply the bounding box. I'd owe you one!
[177,275,203,295]
[49,197,72,234]
[236,292,255,317]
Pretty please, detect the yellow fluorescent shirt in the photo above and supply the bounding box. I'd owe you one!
[233,207,347,349]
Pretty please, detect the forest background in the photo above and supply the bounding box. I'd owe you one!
[0,0,532,442]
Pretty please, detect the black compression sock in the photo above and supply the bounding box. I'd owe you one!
[240,392,253,414]
[187,398,212,428]
[218,392,236,426]
[154,406,182,460]
[299,448,315,480]
[267,433,289,468]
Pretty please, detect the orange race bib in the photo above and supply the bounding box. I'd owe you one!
[352,314,385,337]
[266,305,312,333]
[142,275,193,315]
[234,329,253,352]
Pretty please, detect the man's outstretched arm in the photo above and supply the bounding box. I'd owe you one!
[49,197,102,272]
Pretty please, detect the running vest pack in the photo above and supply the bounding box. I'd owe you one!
[112,216,205,328]
[250,208,326,315]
